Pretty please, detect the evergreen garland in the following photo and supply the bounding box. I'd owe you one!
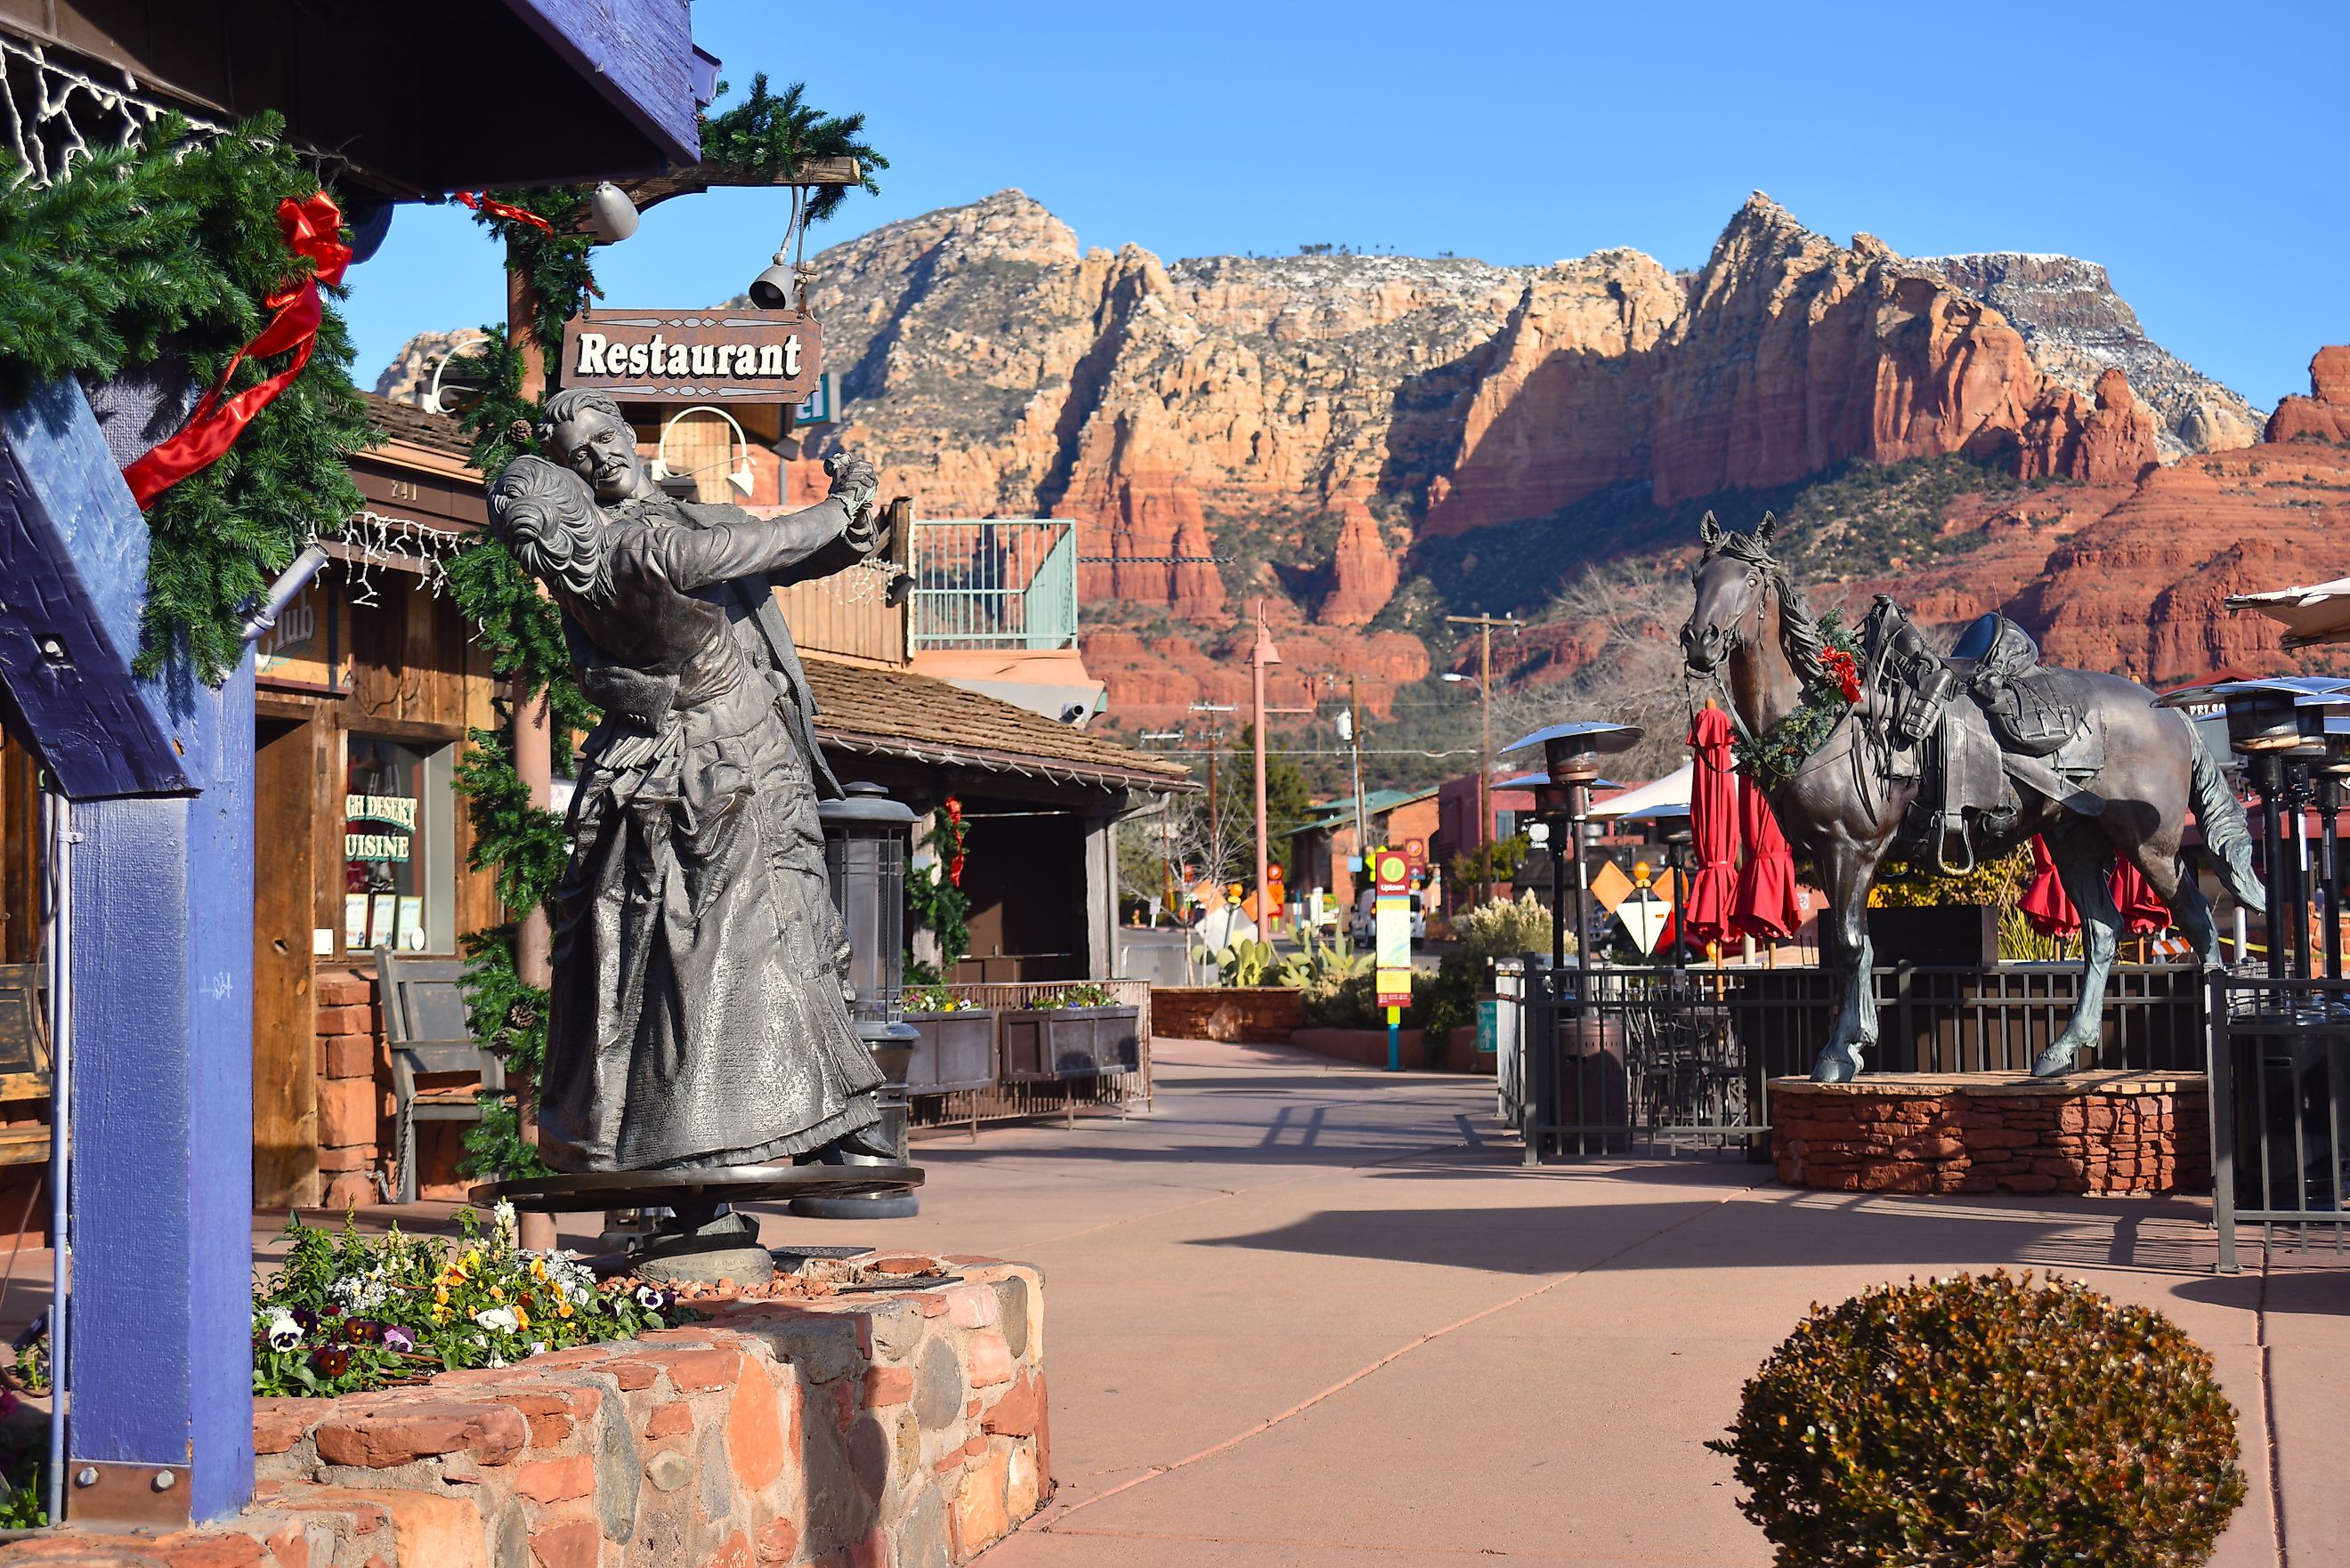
[441,79,889,1177]
[1733,612,1864,793]
[0,112,369,682]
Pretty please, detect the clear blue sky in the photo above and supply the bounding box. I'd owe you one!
[343,0,2346,412]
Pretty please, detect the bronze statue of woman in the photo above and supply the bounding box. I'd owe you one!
[485,452,892,1171]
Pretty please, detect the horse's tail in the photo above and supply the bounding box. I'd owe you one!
[2191,730,2266,910]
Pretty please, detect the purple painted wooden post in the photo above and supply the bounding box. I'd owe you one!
[0,383,253,1525]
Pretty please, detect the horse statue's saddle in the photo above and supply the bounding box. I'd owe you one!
[1860,601,2096,873]
[1946,614,2081,756]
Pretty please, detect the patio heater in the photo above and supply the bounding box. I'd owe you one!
[1505,723,1644,995]
[2161,677,2350,982]
[796,782,922,1219]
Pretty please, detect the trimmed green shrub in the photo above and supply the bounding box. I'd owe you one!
[1711,1271,2244,1567]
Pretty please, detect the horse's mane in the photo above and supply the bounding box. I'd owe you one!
[1710,527,1828,686]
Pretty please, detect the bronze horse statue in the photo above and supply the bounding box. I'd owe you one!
[1679,513,2263,1082]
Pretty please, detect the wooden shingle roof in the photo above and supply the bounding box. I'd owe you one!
[805,660,1194,793]
[364,392,474,458]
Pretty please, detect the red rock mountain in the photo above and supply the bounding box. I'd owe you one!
[382,194,2293,725]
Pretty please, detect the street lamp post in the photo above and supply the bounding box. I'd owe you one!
[1249,603,1282,937]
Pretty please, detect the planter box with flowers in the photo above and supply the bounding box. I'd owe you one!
[252,1201,683,1395]
[1000,985,1141,1082]
[902,984,1000,1095]
[217,1207,1055,1568]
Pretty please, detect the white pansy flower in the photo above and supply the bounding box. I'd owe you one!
[473,1305,520,1334]
[264,1313,302,1352]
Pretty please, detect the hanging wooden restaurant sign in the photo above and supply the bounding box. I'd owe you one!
[558,307,822,406]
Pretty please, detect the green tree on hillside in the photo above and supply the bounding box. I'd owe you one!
[1213,726,1315,884]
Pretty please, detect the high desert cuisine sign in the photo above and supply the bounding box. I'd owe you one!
[558,307,822,405]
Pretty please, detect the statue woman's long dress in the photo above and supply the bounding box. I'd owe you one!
[488,457,883,1171]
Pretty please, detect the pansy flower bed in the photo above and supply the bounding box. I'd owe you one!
[252,1203,684,1397]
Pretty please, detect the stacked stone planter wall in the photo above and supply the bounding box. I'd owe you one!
[1289,1025,1488,1074]
[1150,987,1305,1044]
[1771,1073,2209,1195]
[0,1255,1047,1568]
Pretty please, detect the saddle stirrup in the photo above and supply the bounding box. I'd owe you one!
[1933,812,1975,876]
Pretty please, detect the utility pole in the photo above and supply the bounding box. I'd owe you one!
[1188,699,1236,888]
[1445,612,1519,909]
[1334,674,1367,906]
[1250,602,1282,938]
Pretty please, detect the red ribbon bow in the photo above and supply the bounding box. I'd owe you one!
[121,192,352,510]
[456,190,554,232]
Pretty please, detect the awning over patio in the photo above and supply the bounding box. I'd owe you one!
[2225,577,2350,649]
[1589,763,1694,820]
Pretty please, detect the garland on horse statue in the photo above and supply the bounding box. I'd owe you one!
[1680,513,2263,1083]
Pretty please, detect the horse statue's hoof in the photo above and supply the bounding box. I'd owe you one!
[1811,1044,1863,1084]
[2030,1044,2079,1079]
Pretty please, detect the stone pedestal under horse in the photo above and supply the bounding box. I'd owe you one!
[1679,513,2264,1082]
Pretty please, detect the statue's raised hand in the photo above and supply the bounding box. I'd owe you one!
[823,449,879,519]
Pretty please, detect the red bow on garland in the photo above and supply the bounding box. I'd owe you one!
[1820,647,1864,704]
[120,192,352,510]
[455,190,553,231]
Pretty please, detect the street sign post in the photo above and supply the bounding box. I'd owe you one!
[1374,846,1412,1071]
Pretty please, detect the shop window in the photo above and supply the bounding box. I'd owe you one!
[343,736,456,955]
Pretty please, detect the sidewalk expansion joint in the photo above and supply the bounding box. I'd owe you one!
[1033,1174,1759,1532]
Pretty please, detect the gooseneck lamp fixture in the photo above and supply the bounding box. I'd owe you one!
[650,405,758,498]
[747,186,809,311]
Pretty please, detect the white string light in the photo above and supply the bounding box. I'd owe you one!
[314,510,470,607]
[0,36,226,190]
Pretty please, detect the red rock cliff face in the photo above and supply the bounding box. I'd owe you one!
[2014,435,2350,681]
[377,191,2265,736]
[2265,346,2350,445]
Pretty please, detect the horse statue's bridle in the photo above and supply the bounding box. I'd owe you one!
[1681,558,1768,740]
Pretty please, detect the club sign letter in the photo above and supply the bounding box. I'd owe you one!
[558,307,823,406]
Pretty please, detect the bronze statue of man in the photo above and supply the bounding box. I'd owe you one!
[486,391,892,1171]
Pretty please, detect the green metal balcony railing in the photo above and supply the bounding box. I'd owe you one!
[909,519,1078,651]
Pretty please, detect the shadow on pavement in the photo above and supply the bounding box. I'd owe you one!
[1195,1191,2255,1284]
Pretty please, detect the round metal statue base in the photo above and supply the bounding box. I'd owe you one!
[470,1165,924,1286]
[789,1189,920,1221]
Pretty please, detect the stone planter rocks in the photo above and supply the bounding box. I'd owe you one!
[1000,1005,1141,1081]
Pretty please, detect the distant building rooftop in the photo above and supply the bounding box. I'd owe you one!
[363,392,474,459]
[806,660,1195,793]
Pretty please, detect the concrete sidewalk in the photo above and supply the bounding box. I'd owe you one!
[233,1038,2347,1565]
[790,1037,2342,1567]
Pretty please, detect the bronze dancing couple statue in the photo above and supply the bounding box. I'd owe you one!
[479,390,914,1268]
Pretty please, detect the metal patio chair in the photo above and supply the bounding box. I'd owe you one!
[376,946,501,1203]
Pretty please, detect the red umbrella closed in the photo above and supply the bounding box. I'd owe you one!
[2019,836,2079,937]
[2020,836,2170,938]
[2110,857,2171,935]
[1682,706,1740,948]
[1733,775,1802,940]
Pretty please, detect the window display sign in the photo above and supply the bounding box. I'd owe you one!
[345,738,431,951]
[558,307,822,406]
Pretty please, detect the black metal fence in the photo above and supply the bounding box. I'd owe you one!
[1518,961,2205,1162]
[2209,973,2350,1271]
